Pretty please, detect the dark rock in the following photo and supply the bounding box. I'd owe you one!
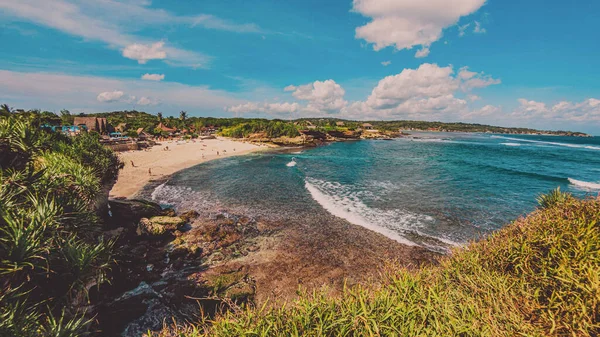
[162,208,177,217]
[108,199,163,227]
[179,210,200,223]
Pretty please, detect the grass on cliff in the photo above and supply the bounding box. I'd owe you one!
[156,189,599,337]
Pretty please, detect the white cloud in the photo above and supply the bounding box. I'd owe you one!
[415,47,430,58]
[381,61,392,66]
[141,73,165,81]
[353,0,486,57]
[473,21,486,34]
[225,63,498,121]
[289,80,348,113]
[190,14,263,33]
[458,67,501,90]
[365,63,458,110]
[468,94,481,102]
[97,90,124,103]
[0,69,256,113]
[123,42,167,64]
[458,23,471,37]
[226,102,300,116]
[511,98,600,123]
[226,80,348,117]
[136,96,159,106]
[0,0,261,67]
[460,104,501,119]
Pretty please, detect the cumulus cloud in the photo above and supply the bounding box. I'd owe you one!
[137,96,160,106]
[288,80,347,113]
[511,98,600,123]
[226,80,348,117]
[97,90,125,103]
[415,47,430,58]
[226,63,500,121]
[473,21,486,34]
[141,73,165,81]
[458,23,471,37]
[460,104,501,119]
[122,42,167,64]
[458,67,501,90]
[381,61,392,66]
[226,102,300,116]
[0,69,252,114]
[353,0,486,56]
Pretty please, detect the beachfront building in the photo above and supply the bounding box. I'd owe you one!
[157,122,178,137]
[73,117,110,134]
[362,123,373,130]
[336,121,345,127]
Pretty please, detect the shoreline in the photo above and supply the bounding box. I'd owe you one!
[109,137,265,199]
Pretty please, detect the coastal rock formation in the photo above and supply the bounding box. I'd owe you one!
[108,199,163,226]
[136,216,186,237]
[93,209,263,336]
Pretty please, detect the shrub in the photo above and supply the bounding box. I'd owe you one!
[536,187,572,209]
[0,115,119,336]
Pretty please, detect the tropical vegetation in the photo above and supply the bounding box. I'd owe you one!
[1,107,588,138]
[0,113,122,336]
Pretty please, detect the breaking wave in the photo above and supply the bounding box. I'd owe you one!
[304,178,459,250]
[568,178,600,190]
[492,136,600,150]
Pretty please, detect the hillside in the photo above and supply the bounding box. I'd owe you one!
[155,190,600,336]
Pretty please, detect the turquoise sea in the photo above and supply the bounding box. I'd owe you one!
[151,133,600,252]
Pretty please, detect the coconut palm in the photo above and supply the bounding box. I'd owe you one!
[179,110,187,121]
[157,112,163,122]
[0,104,12,116]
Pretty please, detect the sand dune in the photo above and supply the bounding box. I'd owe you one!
[110,138,262,198]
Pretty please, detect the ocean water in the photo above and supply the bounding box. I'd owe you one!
[150,133,600,252]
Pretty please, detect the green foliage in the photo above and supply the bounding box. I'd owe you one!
[220,120,300,138]
[537,187,572,209]
[0,114,120,336]
[154,195,600,337]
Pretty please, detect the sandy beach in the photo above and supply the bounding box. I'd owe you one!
[110,138,262,198]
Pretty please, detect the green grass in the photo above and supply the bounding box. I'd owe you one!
[155,191,599,337]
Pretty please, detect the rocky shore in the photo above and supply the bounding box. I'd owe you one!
[237,129,404,147]
[92,195,439,336]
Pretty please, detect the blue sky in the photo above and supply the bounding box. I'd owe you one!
[1,0,599,134]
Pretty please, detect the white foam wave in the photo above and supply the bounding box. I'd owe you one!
[151,183,218,211]
[568,178,600,190]
[411,138,449,143]
[493,136,600,151]
[304,178,442,247]
[501,142,521,147]
[286,160,297,167]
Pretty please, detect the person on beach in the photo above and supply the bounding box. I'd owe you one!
[148,168,152,176]
[130,160,135,167]
[217,151,219,155]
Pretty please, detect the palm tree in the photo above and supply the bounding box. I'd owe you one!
[179,110,187,121]
[157,112,163,122]
[1,103,13,117]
